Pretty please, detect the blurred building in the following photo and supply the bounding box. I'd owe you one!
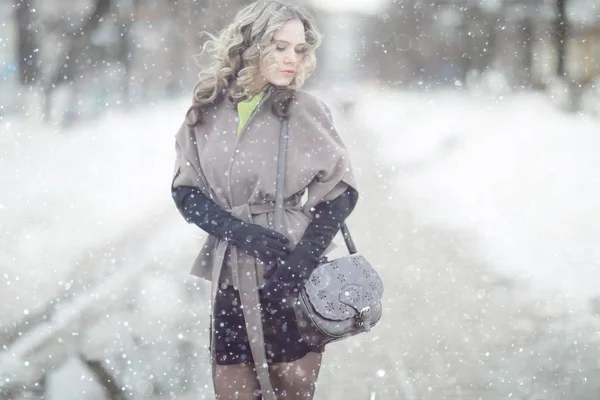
[4,0,600,120]
[310,0,599,90]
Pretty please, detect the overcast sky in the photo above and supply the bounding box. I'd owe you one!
[307,0,389,14]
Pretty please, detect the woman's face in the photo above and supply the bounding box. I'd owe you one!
[254,19,308,90]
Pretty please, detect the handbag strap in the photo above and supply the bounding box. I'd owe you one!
[274,117,358,255]
[273,118,289,233]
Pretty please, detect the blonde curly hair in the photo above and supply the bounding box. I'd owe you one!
[187,1,322,125]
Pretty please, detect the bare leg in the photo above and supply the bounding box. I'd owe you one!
[214,363,261,400]
[269,352,323,399]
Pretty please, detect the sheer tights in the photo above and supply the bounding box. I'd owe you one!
[214,351,322,399]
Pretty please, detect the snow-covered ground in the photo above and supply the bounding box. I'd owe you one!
[0,99,189,324]
[2,86,600,399]
[353,87,600,302]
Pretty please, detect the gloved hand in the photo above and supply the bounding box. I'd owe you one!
[228,221,291,262]
[261,186,358,300]
[172,185,291,263]
[261,247,319,299]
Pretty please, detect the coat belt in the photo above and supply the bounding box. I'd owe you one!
[228,196,301,290]
[210,196,301,400]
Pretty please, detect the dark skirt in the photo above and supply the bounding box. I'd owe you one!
[211,286,324,365]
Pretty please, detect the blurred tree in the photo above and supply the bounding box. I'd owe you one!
[165,0,187,96]
[520,16,534,86]
[43,0,112,123]
[15,0,40,85]
[83,356,126,400]
[44,0,111,90]
[116,0,141,108]
[555,0,568,77]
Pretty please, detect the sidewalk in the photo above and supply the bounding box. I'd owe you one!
[0,98,188,328]
[313,87,600,400]
[2,88,600,399]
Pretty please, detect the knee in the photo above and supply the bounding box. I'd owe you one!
[214,364,261,399]
[270,369,318,398]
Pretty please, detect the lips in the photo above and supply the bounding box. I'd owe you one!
[282,70,296,75]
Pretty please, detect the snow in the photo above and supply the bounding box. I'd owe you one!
[568,0,600,25]
[354,86,600,301]
[0,98,209,397]
[0,98,188,325]
[2,85,600,398]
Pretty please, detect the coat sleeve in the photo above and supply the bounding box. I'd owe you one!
[289,93,358,218]
[171,121,210,194]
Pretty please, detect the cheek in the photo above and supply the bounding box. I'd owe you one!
[258,60,269,79]
[259,56,291,85]
[272,52,285,65]
[259,56,276,77]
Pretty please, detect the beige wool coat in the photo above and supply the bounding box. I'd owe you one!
[171,85,357,397]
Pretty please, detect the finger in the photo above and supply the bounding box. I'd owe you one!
[265,249,288,259]
[254,248,286,263]
[263,238,291,255]
[263,265,277,280]
[252,249,278,262]
[263,230,291,245]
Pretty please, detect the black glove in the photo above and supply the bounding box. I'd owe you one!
[172,185,291,263]
[261,186,358,300]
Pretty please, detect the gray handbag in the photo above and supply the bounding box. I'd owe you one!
[273,118,384,347]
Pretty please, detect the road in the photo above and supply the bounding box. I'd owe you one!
[4,91,600,400]
[311,98,600,400]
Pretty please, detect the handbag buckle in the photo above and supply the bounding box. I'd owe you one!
[358,306,372,331]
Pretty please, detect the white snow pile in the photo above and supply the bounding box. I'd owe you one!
[0,98,190,325]
[355,87,600,302]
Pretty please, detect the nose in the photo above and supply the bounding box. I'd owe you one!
[283,49,297,65]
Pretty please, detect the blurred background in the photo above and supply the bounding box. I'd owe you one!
[1,0,600,399]
[2,0,600,121]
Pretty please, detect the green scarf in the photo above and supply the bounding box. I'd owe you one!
[237,91,266,135]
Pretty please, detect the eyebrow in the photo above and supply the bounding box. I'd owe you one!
[274,39,307,46]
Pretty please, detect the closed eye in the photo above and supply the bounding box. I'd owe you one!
[274,40,308,54]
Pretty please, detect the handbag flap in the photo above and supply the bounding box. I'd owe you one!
[304,254,384,321]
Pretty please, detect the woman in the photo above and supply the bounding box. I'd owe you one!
[171,1,359,398]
